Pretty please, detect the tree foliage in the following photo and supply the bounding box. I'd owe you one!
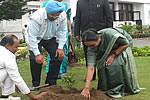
[0,0,29,20]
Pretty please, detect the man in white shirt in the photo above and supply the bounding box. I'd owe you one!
[0,35,47,100]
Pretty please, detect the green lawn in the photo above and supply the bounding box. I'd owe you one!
[1,57,150,100]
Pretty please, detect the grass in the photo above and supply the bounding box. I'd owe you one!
[0,57,150,100]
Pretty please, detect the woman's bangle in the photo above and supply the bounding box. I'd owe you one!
[85,87,90,89]
[86,80,91,83]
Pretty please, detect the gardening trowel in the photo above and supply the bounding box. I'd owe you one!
[31,84,49,90]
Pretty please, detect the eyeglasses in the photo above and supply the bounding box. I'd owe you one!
[50,15,59,18]
[48,13,60,18]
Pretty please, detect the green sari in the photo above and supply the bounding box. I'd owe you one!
[95,28,140,98]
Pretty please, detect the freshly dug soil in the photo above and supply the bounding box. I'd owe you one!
[38,85,111,100]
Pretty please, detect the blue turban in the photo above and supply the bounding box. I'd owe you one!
[45,1,64,14]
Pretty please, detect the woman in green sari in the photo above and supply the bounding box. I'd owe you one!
[80,28,140,98]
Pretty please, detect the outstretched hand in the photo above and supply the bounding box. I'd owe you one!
[80,88,90,98]
[33,92,47,100]
[106,54,115,66]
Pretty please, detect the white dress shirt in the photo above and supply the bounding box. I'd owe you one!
[0,46,30,94]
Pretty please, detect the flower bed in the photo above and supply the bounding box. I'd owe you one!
[129,32,150,38]
[15,48,29,59]
[118,24,150,38]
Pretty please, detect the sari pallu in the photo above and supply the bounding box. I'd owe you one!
[96,32,140,98]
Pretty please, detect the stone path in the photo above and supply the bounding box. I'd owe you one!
[133,38,150,47]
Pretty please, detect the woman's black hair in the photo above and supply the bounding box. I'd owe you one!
[82,28,99,42]
[0,34,18,46]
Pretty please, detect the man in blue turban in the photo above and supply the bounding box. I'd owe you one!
[26,1,67,91]
[43,0,72,79]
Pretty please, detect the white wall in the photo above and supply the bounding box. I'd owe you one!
[143,4,150,25]
[119,0,150,3]
[133,3,150,25]
[70,0,77,22]
[133,3,144,21]
[0,20,23,39]
[70,0,150,23]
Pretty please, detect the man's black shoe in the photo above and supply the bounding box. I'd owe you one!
[0,95,9,98]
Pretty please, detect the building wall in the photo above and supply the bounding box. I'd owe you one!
[119,0,150,3]
[70,0,77,22]
[143,4,150,25]
[0,19,23,39]
[133,3,143,20]
[112,0,150,26]
[70,0,150,23]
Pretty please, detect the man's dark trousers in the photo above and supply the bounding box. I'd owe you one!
[29,37,62,87]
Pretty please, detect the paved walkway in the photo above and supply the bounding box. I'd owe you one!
[133,38,150,47]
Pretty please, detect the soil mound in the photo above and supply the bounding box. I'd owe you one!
[38,85,111,100]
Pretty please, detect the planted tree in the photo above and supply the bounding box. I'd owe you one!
[62,74,76,89]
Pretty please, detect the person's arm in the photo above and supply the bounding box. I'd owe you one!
[106,37,129,66]
[28,20,45,64]
[5,56,30,94]
[5,55,47,99]
[28,20,41,56]
[27,92,47,100]
[81,48,97,98]
[81,67,95,98]
[106,44,129,66]
[56,12,67,60]
[67,16,72,39]
[104,0,113,28]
